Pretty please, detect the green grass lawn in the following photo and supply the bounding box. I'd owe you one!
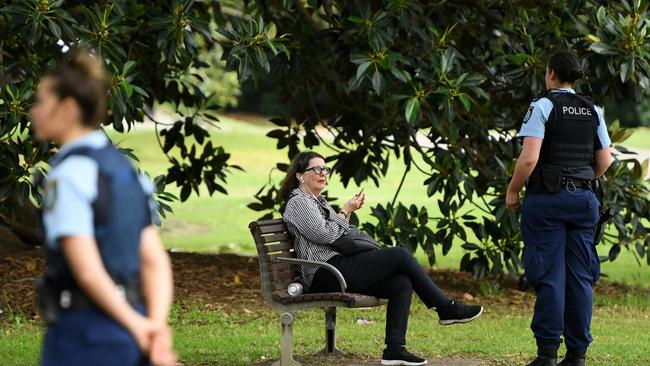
[106,116,650,287]
[3,300,649,366]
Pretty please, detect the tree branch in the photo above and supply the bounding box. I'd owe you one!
[432,0,450,8]
[391,162,411,206]
[144,109,175,162]
[468,0,502,23]
[0,40,4,89]
[323,1,334,19]
[295,0,325,33]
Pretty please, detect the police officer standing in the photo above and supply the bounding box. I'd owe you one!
[30,49,176,366]
[506,50,612,366]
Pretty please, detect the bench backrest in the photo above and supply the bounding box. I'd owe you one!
[248,219,299,306]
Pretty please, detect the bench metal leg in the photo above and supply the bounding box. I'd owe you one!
[272,312,301,366]
[319,307,343,355]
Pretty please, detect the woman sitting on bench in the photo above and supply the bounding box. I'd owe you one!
[280,151,484,366]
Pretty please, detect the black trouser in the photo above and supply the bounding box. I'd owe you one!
[310,246,451,346]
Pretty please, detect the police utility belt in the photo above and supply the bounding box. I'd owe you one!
[526,166,595,193]
[37,277,144,325]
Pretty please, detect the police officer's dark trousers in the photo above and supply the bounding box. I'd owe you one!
[521,187,600,356]
[310,246,451,346]
[41,305,149,366]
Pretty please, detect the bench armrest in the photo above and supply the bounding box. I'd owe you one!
[276,257,347,293]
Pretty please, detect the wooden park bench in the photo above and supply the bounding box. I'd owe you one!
[249,219,387,366]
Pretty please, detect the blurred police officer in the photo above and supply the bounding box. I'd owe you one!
[31,49,176,366]
[506,50,613,366]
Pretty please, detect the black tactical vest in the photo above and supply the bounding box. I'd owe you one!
[527,90,599,192]
[41,145,151,288]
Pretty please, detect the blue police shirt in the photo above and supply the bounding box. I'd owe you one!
[519,88,611,149]
[42,130,159,250]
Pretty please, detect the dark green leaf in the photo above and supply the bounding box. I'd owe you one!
[405,97,420,124]
[620,59,634,83]
[371,70,383,94]
[461,243,480,251]
[590,42,617,55]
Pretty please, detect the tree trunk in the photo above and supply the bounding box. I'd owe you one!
[0,194,42,253]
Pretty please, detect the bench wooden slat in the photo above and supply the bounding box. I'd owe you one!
[264,242,292,253]
[274,291,336,302]
[268,262,293,272]
[272,269,298,282]
[269,268,298,277]
[262,232,291,244]
[271,290,386,307]
[274,281,297,291]
[266,253,295,262]
[271,267,296,276]
[258,223,287,234]
[255,219,284,227]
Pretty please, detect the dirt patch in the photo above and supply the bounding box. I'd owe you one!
[0,250,44,318]
[1,250,648,321]
[170,252,264,312]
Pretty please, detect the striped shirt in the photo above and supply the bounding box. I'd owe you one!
[282,188,350,290]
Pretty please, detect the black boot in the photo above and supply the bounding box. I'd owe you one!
[526,356,557,366]
[526,349,557,366]
[558,351,586,366]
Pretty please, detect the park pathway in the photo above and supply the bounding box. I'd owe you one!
[345,358,485,365]
[257,356,489,366]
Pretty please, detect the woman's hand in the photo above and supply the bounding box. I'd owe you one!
[128,314,157,354]
[506,187,521,211]
[129,316,177,365]
[149,325,177,366]
[343,191,366,215]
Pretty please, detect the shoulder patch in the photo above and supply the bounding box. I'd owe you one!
[43,179,58,211]
[523,105,534,123]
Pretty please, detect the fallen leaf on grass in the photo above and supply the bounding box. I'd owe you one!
[356,317,374,325]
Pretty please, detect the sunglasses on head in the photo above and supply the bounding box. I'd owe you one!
[303,166,331,175]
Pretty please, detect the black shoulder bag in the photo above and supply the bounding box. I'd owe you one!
[330,227,380,256]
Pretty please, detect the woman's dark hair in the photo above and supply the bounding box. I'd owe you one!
[547,49,584,84]
[47,48,109,127]
[278,151,325,203]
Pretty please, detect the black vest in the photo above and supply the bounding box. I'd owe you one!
[527,91,599,191]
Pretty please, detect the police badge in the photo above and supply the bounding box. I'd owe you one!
[523,105,534,123]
